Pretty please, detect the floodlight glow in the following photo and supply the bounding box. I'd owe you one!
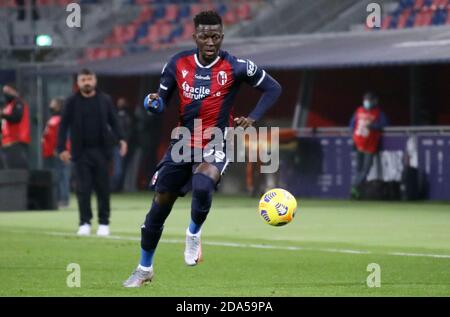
[36,34,53,47]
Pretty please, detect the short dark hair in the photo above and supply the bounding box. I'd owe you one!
[194,10,222,28]
[4,82,17,90]
[77,68,95,77]
[364,92,377,101]
[52,96,65,108]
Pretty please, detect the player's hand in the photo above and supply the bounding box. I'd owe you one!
[59,150,71,164]
[119,140,128,157]
[144,93,164,114]
[234,117,255,129]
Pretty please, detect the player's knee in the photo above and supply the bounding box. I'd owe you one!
[195,163,220,183]
[144,201,171,227]
[192,173,215,204]
[154,192,177,207]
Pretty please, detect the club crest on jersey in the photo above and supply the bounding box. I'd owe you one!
[246,60,257,77]
[217,71,228,86]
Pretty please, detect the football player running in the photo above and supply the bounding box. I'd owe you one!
[123,11,282,287]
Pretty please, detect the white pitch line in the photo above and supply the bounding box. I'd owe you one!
[387,252,450,259]
[38,230,450,259]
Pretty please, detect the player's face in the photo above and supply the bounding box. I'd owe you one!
[77,74,97,95]
[3,85,17,98]
[193,24,224,63]
[49,99,61,113]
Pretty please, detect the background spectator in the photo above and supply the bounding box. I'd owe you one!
[0,83,30,169]
[111,97,134,192]
[349,92,388,199]
[41,97,71,207]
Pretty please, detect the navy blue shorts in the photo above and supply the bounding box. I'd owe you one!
[150,142,230,196]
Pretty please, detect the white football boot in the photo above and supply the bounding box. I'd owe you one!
[96,225,110,237]
[184,228,202,266]
[123,266,154,288]
[77,224,91,236]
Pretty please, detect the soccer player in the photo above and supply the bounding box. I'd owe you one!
[123,11,282,287]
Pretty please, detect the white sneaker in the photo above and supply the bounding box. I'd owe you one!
[184,228,202,266]
[77,224,91,236]
[123,265,154,288]
[96,225,110,237]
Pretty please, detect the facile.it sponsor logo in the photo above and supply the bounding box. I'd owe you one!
[181,81,210,100]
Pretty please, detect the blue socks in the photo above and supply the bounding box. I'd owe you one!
[140,199,173,268]
[140,248,155,268]
[189,220,202,235]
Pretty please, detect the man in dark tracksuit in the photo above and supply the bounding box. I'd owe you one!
[58,69,127,236]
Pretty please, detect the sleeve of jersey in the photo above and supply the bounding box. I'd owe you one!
[157,59,177,103]
[236,59,282,121]
[248,72,282,121]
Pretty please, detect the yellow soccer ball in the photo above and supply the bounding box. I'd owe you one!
[258,188,297,226]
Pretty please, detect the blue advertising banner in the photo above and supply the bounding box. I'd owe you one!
[280,136,353,199]
[417,135,450,200]
[281,134,450,200]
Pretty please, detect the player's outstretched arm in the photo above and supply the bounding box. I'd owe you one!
[247,73,282,122]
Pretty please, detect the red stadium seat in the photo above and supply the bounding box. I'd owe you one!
[108,48,123,59]
[397,9,412,28]
[190,4,203,17]
[223,10,238,25]
[432,0,448,8]
[136,6,154,24]
[164,4,179,22]
[414,0,425,10]
[180,21,195,40]
[381,15,392,29]
[84,48,97,61]
[96,49,109,60]
[414,8,434,26]
[57,0,73,6]
[1,0,14,7]
[236,3,251,20]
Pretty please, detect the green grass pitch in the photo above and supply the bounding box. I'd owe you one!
[0,193,449,296]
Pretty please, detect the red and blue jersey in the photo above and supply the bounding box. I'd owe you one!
[158,49,276,147]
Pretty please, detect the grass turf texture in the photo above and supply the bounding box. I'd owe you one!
[0,193,449,296]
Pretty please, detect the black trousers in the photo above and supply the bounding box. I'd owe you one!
[353,150,375,188]
[1,143,29,169]
[74,148,110,226]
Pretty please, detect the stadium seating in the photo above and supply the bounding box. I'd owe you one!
[381,0,450,29]
[81,0,267,61]
[0,0,268,61]
[0,0,99,7]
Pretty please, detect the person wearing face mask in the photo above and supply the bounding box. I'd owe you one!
[0,84,31,169]
[349,92,388,199]
[41,97,71,208]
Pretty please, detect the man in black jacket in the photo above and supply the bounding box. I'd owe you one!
[58,69,127,236]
